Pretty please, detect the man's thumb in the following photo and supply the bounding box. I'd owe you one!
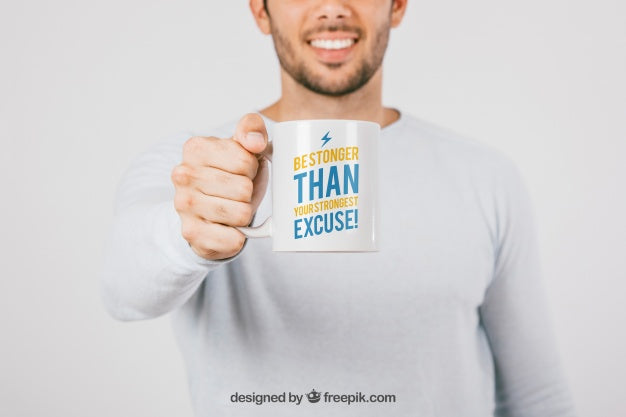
[232,113,268,155]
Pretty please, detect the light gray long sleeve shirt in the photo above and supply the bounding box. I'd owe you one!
[101,112,576,416]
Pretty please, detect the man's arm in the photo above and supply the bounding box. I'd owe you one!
[100,114,269,321]
[479,159,576,417]
[100,135,217,321]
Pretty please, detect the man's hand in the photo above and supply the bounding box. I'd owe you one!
[171,113,270,260]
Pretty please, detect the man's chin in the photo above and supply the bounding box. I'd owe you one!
[324,62,344,70]
[302,81,365,97]
[284,60,375,97]
[306,74,371,97]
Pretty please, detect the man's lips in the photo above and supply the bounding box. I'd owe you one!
[306,32,359,63]
[310,38,356,50]
[306,31,359,45]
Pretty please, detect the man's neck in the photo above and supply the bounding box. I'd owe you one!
[260,68,399,128]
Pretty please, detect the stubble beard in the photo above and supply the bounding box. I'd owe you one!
[270,23,390,97]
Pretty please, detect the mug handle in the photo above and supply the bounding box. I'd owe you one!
[236,216,272,238]
[235,142,273,238]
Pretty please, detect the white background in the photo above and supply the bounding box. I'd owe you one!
[1,0,624,416]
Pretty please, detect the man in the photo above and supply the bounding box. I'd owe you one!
[101,1,576,416]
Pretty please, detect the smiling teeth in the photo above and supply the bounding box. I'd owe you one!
[310,38,355,50]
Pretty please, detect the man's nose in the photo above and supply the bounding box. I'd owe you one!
[314,0,352,21]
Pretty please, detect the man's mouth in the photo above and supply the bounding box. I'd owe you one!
[309,38,356,50]
[306,32,359,63]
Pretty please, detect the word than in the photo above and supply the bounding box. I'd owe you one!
[293,164,359,204]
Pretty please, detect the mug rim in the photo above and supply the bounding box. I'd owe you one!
[273,119,381,129]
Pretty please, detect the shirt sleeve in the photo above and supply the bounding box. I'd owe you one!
[479,158,577,417]
[99,132,234,321]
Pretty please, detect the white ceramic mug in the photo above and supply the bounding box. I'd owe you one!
[237,119,379,252]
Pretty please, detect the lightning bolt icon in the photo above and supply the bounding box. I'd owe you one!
[321,131,332,147]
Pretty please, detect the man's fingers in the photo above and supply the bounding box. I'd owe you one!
[179,166,254,203]
[175,191,253,227]
[181,137,259,179]
[180,216,246,260]
[232,113,268,155]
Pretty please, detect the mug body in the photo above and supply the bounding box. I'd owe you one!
[271,119,379,251]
